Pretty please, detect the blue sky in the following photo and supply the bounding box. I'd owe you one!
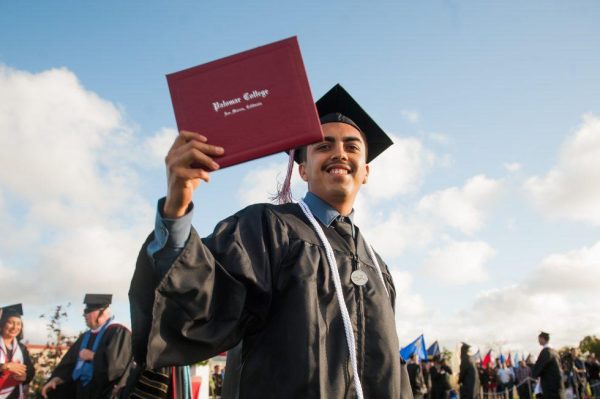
[1,1,600,354]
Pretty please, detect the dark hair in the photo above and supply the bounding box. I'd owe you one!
[0,314,24,341]
[296,146,307,164]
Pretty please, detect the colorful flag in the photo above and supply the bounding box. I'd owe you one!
[482,350,492,368]
[400,334,428,361]
[427,341,441,358]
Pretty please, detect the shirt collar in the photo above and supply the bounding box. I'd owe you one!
[303,192,354,227]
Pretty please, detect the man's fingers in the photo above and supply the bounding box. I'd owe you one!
[169,130,208,153]
[169,139,224,162]
[173,166,212,183]
[180,130,208,142]
[168,147,222,173]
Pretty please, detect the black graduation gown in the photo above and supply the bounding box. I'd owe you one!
[129,202,413,398]
[48,325,132,399]
[430,365,452,399]
[531,347,565,399]
[1,341,35,399]
[458,356,480,399]
[407,363,426,398]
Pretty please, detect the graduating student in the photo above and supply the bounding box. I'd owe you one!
[531,332,565,399]
[0,304,35,399]
[129,84,413,398]
[459,343,480,399]
[42,294,132,399]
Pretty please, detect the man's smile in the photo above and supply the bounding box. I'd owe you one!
[324,163,352,175]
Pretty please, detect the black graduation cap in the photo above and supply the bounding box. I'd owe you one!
[83,294,112,313]
[0,304,23,320]
[293,84,393,163]
[539,331,550,341]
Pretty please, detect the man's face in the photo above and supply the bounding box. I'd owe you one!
[299,122,369,206]
[538,336,547,346]
[84,308,101,329]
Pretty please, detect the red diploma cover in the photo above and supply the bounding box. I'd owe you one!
[0,371,19,389]
[167,36,323,168]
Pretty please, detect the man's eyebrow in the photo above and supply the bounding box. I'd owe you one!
[321,136,364,143]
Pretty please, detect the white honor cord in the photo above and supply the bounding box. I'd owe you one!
[297,199,364,399]
[298,200,392,399]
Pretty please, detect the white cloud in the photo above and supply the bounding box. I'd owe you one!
[503,162,522,173]
[0,65,155,322]
[141,127,178,168]
[428,132,450,145]
[525,240,600,294]
[418,175,502,234]
[525,113,600,225]
[423,240,495,285]
[427,241,600,352]
[364,136,436,201]
[356,202,434,259]
[401,110,420,124]
[391,269,428,318]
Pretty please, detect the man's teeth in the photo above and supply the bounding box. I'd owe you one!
[329,168,348,175]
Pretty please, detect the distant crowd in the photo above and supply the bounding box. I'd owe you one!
[406,333,600,399]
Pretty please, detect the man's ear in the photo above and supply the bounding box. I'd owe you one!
[362,164,370,184]
[299,163,308,182]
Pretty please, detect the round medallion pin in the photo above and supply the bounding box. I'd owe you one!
[350,270,369,286]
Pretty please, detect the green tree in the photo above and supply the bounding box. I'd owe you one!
[27,304,78,398]
[579,335,600,358]
[441,347,453,361]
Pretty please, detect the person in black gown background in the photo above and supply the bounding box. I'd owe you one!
[532,332,565,399]
[430,355,452,399]
[42,294,131,399]
[0,304,35,399]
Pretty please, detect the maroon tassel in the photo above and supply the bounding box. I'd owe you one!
[271,149,296,204]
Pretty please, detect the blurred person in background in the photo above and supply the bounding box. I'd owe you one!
[0,304,35,399]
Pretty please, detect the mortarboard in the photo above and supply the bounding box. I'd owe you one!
[308,84,393,163]
[83,294,112,313]
[275,84,394,203]
[0,304,23,320]
[539,331,550,341]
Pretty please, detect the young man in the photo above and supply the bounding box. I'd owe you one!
[42,294,132,399]
[129,84,412,398]
[531,332,565,399]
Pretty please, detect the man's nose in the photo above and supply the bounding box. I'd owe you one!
[331,142,348,160]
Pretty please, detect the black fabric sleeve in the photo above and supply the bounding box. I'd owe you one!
[19,342,35,384]
[129,204,289,369]
[102,326,132,382]
[532,348,550,378]
[49,335,82,382]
